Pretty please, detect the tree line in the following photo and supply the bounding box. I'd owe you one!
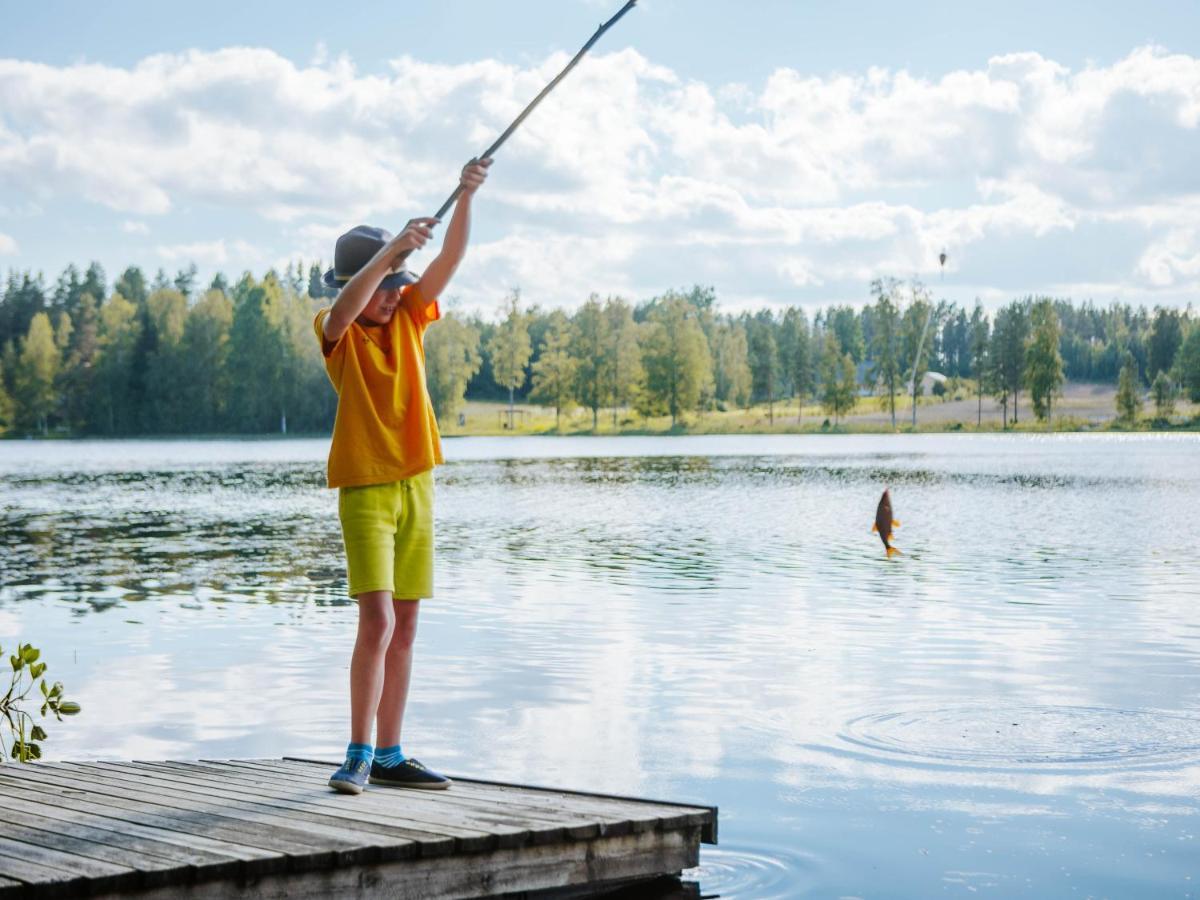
[2,261,1198,436]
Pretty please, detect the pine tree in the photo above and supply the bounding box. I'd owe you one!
[114,267,148,306]
[1147,307,1183,381]
[779,307,811,422]
[747,310,780,424]
[1179,326,1200,403]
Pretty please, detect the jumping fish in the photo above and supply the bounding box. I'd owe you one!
[872,489,901,558]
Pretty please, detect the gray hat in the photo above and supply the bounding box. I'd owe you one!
[323,225,419,292]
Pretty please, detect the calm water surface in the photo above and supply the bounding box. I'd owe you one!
[2,434,1199,898]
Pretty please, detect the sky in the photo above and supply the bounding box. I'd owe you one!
[2,0,1199,314]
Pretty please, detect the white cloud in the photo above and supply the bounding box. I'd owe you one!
[122,220,149,235]
[156,239,260,266]
[1,43,1199,308]
[0,233,16,255]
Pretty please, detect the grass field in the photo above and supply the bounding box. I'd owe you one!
[442,383,1199,437]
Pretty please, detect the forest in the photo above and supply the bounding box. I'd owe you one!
[1,261,1197,436]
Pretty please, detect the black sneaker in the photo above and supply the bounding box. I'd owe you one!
[369,757,452,790]
[328,757,370,794]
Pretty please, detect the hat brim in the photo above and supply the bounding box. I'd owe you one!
[322,267,419,292]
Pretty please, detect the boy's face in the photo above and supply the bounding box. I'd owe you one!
[360,287,403,326]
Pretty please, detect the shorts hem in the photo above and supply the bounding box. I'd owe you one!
[348,584,394,599]
[348,585,434,600]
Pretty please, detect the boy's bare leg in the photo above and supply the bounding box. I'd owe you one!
[375,599,420,747]
[350,592,396,745]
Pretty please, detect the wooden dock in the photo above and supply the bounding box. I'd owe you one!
[0,757,716,899]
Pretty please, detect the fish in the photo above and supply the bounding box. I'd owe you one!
[872,488,901,558]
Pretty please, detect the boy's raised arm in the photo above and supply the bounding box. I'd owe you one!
[417,158,492,301]
[323,218,439,343]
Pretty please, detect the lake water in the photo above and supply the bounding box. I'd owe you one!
[2,434,1199,898]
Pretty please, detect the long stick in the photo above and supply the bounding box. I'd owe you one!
[398,0,638,261]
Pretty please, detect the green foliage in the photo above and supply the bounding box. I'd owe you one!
[603,297,642,428]
[485,291,532,426]
[13,312,61,433]
[425,312,481,425]
[1116,352,1143,423]
[530,310,578,430]
[1,642,80,763]
[746,310,781,422]
[990,300,1031,425]
[3,258,1198,438]
[1151,370,1176,419]
[819,331,857,424]
[713,321,752,410]
[1179,326,1200,404]
[571,296,609,429]
[637,295,712,426]
[1148,307,1183,381]
[1025,298,1064,422]
[868,277,903,428]
[778,307,812,419]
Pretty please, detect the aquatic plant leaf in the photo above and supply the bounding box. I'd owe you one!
[58,702,81,716]
[30,725,46,741]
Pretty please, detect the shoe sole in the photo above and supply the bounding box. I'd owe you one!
[328,778,365,795]
[368,776,452,790]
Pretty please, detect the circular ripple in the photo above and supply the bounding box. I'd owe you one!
[682,844,818,900]
[838,705,1200,772]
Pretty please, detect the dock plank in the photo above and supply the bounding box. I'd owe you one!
[280,756,718,843]
[198,759,615,842]
[0,758,716,899]
[17,763,384,857]
[79,761,469,851]
[0,767,335,865]
[0,776,281,866]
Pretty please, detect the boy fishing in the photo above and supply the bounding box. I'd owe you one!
[316,157,491,794]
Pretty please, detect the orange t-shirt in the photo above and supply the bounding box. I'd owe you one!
[314,283,443,488]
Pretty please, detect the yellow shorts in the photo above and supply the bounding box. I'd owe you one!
[337,470,434,599]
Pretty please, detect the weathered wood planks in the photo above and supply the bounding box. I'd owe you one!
[0,758,716,899]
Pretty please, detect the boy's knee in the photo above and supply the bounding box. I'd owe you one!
[357,593,397,648]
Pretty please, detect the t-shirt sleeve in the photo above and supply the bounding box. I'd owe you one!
[402,282,441,330]
[314,307,345,359]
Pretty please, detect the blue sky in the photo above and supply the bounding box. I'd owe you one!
[2,0,1199,312]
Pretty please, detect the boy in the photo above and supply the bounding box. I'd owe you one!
[316,157,491,794]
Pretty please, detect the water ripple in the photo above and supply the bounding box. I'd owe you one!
[682,843,820,899]
[830,705,1200,773]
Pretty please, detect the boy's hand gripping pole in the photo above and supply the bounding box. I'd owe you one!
[393,0,638,264]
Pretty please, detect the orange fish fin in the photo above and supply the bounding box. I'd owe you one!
[892,519,901,527]
[886,546,902,558]
[871,523,878,532]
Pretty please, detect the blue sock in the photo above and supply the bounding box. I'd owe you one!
[374,744,406,767]
[345,742,373,765]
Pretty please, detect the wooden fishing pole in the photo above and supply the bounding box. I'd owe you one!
[395,0,639,263]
